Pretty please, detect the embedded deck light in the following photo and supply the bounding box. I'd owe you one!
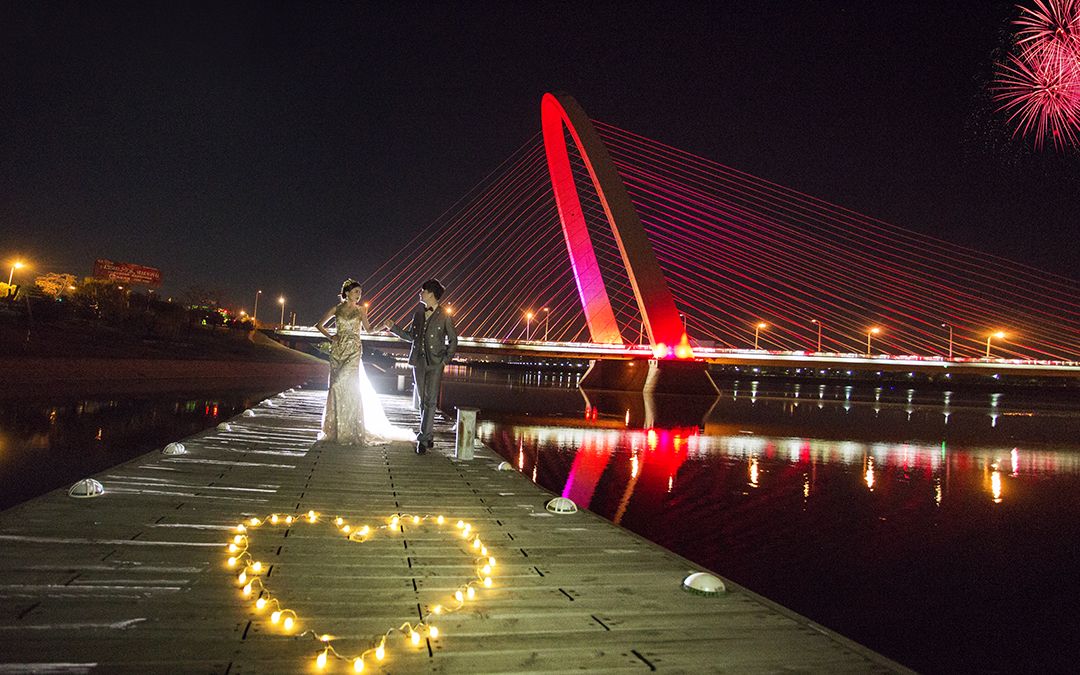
[218,423,231,431]
[545,497,578,513]
[496,461,515,471]
[162,442,186,455]
[682,572,726,596]
[69,479,104,498]
[243,409,256,417]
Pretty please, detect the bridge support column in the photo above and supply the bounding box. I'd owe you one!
[579,358,718,395]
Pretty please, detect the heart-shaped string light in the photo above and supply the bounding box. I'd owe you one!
[226,510,496,671]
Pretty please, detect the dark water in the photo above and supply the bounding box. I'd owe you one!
[0,388,291,512]
[440,371,1080,675]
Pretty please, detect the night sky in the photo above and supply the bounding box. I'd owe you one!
[3,1,1077,324]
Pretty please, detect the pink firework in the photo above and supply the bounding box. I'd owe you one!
[994,0,1080,150]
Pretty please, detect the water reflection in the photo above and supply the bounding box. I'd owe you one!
[0,392,274,511]
[467,378,1080,675]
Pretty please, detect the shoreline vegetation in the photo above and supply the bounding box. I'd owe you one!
[1,315,327,396]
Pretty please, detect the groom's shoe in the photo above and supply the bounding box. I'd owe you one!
[415,440,428,455]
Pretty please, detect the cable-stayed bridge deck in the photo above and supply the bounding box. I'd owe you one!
[276,326,1080,378]
[0,387,914,674]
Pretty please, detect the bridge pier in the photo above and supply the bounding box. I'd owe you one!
[579,358,718,395]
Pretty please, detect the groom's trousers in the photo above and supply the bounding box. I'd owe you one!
[413,362,444,445]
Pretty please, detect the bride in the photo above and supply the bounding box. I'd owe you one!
[316,280,413,444]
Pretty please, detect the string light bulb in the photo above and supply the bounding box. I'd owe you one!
[227,511,495,668]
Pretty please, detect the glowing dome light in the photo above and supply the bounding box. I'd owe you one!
[162,442,186,455]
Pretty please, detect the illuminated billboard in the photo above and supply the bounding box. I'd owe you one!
[92,259,163,287]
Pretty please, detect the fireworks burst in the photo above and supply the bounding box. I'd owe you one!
[994,0,1080,150]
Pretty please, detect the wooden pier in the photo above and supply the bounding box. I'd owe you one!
[0,387,916,674]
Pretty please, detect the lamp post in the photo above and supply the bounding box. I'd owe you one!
[866,327,880,356]
[754,322,767,349]
[278,297,285,326]
[7,261,23,286]
[253,290,262,325]
[542,307,550,341]
[986,331,1005,358]
[525,311,533,341]
[811,319,822,353]
[942,323,953,359]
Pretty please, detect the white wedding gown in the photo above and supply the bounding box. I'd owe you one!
[321,306,414,444]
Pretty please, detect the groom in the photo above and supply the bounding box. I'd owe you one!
[385,279,458,454]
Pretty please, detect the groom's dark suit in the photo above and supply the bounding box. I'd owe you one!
[388,303,458,449]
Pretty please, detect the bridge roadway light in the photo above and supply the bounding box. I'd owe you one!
[542,307,550,341]
[253,290,262,325]
[867,327,880,356]
[279,297,285,326]
[525,311,533,341]
[754,323,767,349]
[942,323,954,359]
[811,319,822,353]
[986,331,1005,358]
[7,261,23,286]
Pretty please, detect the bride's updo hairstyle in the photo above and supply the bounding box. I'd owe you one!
[340,279,361,300]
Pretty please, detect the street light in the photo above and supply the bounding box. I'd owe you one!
[866,327,880,356]
[942,323,953,359]
[754,322,767,349]
[278,297,285,326]
[986,331,1005,358]
[525,311,533,341]
[253,290,262,325]
[811,319,822,353]
[542,307,550,341]
[7,261,23,286]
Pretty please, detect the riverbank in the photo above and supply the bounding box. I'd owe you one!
[1,322,327,396]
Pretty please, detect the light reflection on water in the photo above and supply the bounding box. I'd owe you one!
[451,372,1080,675]
[0,392,275,512]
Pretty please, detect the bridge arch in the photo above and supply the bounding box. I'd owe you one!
[541,92,691,359]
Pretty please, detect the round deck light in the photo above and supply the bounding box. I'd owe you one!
[682,572,726,597]
[163,442,186,455]
[68,479,104,498]
[545,497,578,514]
